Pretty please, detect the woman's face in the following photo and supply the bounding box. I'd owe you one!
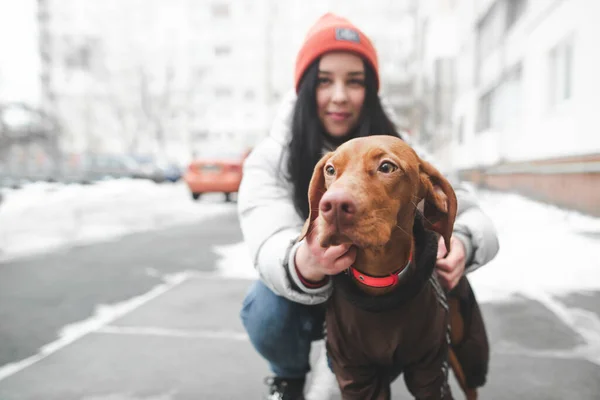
[316,52,366,138]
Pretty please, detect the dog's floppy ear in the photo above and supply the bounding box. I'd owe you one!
[418,160,457,252]
[298,152,333,241]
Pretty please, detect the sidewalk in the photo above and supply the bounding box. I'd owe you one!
[0,275,598,400]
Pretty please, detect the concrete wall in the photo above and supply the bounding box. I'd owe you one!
[460,153,600,216]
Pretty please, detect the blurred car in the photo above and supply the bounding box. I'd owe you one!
[129,155,183,183]
[183,151,249,202]
[158,161,183,183]
[129,155,164,183]
[59,153,137,184]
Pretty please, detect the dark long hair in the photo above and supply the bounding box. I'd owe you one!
[286,58,401,220]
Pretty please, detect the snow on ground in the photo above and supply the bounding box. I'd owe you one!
[470,190,600,303]
[214,242,257,280]
[0,179,234,261]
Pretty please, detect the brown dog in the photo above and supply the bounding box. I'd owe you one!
[299,135,480,400]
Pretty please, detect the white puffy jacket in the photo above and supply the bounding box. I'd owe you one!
[237,91,499,305]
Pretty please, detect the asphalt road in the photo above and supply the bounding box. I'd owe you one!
[0,205,599,399]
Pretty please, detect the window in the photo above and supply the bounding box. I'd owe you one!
[457,117,465,144]
[476,89,493,132]
[195,67,208,81]
[214,87,232,98]
[477,2,504,63]
[193,130,209,140]
[433,58,455,126]
[211,3,230,18]
[476,62,523,133]
[506,0,527,30]
[502,63,523,128]
[63,36,98,71]
[548,36,574,107]
[244,90,256,101]
[214,45,231,57]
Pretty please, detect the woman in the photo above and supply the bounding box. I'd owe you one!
[238,13,499,400]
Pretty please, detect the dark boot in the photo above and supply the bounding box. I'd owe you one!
[264,376,306,400]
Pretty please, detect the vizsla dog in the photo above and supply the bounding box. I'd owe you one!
[299,135,485,400]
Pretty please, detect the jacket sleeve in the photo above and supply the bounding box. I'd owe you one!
[380,96,499,272]
[237,137,332,305]
[451,183,500,273]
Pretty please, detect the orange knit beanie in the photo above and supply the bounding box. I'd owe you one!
[294,13,379,92]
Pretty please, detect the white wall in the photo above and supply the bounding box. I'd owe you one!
[0,0,40,105]
[450,0,600,170]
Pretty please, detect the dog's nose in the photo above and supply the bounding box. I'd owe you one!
[320,190,356,225]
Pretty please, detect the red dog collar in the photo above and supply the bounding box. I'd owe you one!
[349,248,413,288]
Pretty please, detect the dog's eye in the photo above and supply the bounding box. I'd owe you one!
[378,161,398,174]
[325,165,336,176]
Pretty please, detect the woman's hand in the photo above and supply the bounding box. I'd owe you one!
[435,235,467,291]
[295,225,357,282]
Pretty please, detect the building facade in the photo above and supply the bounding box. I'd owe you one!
[416,0,600,215]
[35,0,272,161]
[0,0,40,106]
[32,0,416,162]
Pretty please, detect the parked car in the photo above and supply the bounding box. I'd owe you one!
[183,151,249,202]
[129,155,182,183]
[129,155,164,183]
[158,160,183,183]
[60,153,137,184]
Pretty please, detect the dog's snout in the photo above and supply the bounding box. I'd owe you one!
[320,190,356,225]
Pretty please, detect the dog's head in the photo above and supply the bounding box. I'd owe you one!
[299,135,457,251]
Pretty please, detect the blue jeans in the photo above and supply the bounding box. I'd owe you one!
[240,280,326,378]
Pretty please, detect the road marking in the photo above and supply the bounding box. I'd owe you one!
[96,325,249,341]
[0,272,190,382]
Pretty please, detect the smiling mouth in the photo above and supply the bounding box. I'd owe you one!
[327,112,351,122]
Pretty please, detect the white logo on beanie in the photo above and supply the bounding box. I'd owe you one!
[335,28,360,43]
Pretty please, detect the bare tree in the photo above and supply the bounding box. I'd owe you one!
[138,64,175,153]
[102,62,179,156]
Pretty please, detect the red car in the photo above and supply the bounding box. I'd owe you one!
[183,150,250,202]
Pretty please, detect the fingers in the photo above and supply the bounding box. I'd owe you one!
[446,237,466,265]
[305,240,357,276]
[437,268,462,291]
[437,236,448,259]
[323,243,352,259]
[436,236,465,271]
[435,258,455,273]
[331,245,357,274]
[320,244,356,275]
[436,260,464,290]
[436,236,467,290]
